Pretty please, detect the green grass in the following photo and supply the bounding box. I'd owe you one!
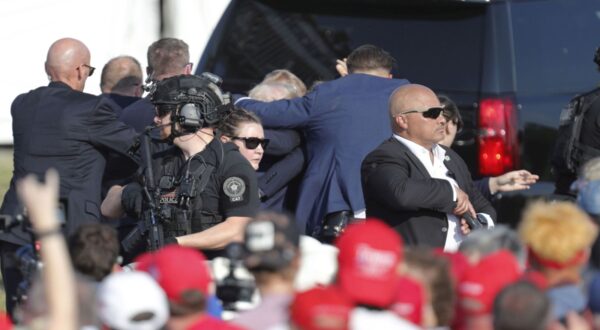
[0,148,13,201]
[0,147,11,312]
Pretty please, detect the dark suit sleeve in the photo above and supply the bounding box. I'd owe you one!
[258,147,305,198]
[450,151,497,220]
[86,97,141,164]
[235,90,317,128]
[362,153,456,213]
[264,129,302,156]
[473,178,493,201]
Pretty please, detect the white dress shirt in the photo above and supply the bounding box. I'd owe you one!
[393,134,493,251]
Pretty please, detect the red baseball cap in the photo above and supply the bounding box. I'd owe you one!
[433,248,470,285]
[135,245,212,304]
[457,250,522,316]
[335,219,403,308]
[391,275,424,326]
[0,312,11,330]
[290,286,353,330]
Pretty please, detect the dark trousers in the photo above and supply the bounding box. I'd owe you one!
[0,241,23,320]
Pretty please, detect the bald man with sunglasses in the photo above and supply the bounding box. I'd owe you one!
[0,37,139,316]
[361,84,496,250]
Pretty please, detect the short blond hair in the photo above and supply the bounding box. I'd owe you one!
[519,201,597,265]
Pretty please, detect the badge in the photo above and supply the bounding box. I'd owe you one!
[159,191,177,204]
[223,177,246,202]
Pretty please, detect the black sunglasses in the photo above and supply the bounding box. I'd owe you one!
[400,107,444,119]
[155,104,177,118]
[232,137,270,150]
[82,64,96,77]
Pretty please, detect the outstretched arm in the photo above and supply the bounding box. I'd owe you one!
[176,216,252,250]
[489,170,539,194]
[17,169,76,330]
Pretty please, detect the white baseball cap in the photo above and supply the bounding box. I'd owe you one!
[97,271,169,330]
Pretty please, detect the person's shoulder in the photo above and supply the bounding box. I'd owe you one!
[122,98,153,113]
[363,137,399,161]
[376,137,403,152]
[152,145,182,167]
[440,145,465,161]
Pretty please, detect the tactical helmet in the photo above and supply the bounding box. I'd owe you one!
[151,73,231,131]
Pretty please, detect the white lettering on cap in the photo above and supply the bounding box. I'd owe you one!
[246,221,275,252]
[355,244,397,278]
[459,282,484,296]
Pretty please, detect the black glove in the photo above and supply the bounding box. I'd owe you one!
[164,236,179,245]
[121,182,143,218]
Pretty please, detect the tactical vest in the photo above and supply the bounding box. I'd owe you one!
[552,87,600,176]
[154,142,235,238]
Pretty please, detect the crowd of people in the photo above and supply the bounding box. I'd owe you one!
[0,35,598,330]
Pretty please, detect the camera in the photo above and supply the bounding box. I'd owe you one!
[14,245,41,303]
[216,242,256,311]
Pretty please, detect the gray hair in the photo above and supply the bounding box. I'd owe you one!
[249,82,298,102]
[459,225,527,268]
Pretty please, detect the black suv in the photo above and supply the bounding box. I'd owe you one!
[197,0,600,224]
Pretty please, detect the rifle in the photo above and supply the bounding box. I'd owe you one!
[122,131,164,252]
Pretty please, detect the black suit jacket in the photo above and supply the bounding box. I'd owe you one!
[361,137,496,248]
[0,82,139,245]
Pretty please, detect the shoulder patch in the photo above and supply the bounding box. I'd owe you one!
[223,177,246,202]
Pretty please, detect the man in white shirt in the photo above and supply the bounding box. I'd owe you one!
[361,84,496,250]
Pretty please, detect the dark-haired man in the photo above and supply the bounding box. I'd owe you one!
[68,223,120,282]
[236,44,409,238]
[232,211,302,330]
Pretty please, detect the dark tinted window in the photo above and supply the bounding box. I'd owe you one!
[199,0,487,93]
[512,0,600,94]
[313,9,486,92]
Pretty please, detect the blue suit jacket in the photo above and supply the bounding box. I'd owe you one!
[258,128,305,212]
[0,82,139,245]
[119,98,155,133]
[237,73,409,235]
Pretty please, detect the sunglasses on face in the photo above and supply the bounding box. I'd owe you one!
[82,64,95,77]
[400,107,444,119]
[232,137,270,150]
[155,104,177,118]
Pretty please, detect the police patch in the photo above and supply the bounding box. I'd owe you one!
[223,177,246,202]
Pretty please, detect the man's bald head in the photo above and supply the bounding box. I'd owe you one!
[100,56,143,97]
[389,84,439,118]
[45,38,92,91]
[389,84,446,149]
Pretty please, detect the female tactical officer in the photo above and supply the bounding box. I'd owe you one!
[101,74,259,254]
[218,108,268,170]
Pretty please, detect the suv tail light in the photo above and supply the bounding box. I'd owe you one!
[477,97,519,176]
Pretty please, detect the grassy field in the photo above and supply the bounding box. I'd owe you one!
[0,148,12,201]
[0,147,11,312]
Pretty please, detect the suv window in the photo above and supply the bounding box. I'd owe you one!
[312,8,486,93]
[512,0,600,95]
[200,1,487,94]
